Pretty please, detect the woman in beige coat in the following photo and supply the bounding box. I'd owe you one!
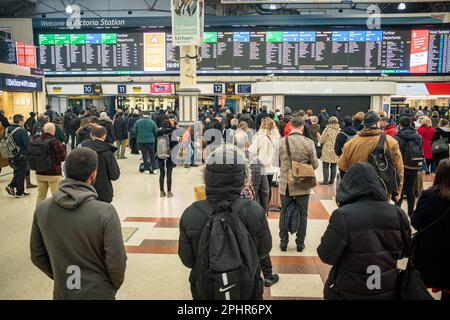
[319,116,341,185]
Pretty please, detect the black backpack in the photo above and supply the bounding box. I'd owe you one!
[403,139,424,170]
[28,137,55,172]
[192,199,260,300]
[368,133,401,194]
[431,137,449,157]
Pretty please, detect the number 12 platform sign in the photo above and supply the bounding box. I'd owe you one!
[171,0,204,46]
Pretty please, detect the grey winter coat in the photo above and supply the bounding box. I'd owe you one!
[30,179,127,300]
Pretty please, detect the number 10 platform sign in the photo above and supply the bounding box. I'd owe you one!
[171,0,204,46]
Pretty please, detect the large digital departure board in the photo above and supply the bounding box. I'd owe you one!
[37,27,450,75]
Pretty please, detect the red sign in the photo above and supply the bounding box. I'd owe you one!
[151,83,172,94]
[16,41,37,68]
[409,30,429,74]
[425,83,450,95]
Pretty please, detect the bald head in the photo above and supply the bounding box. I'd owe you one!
[43,123,56,135]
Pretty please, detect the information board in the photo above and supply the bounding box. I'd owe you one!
[37,27,450,75]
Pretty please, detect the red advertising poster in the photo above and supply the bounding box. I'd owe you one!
[151,83,172,94]
[15,41,37,68]
[409,30,429,73]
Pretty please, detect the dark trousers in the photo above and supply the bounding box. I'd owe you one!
[139,143,156,171]
[9,159,27,195]
[396,169,418,216]
[130,136,138,154]
[279,192,310,247]
[322,162,337,184]
[424,158,433,174]
[267,174,274,203]
[159,160,173,192]
[65,128,71,144]
[70,132,76,149]
[260,255,273,278]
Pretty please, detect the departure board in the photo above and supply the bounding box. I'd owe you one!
[37,27,450,75]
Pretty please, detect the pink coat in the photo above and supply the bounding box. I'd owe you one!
[418,126,435,159]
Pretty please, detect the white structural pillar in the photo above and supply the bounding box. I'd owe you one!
[178,45,200,125]
[371,95,392,116]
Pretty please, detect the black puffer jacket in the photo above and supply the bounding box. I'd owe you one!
[99,118,116,144]
[127,115,140,138]
[334,125,357,156]
[178,160,272,299]
[80,138,120,203]
[411,187,450,290]
[395,126,423,167]
[317,163,411,300]
[238,113,254,129]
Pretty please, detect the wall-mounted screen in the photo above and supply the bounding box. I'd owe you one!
[36,27,450,76]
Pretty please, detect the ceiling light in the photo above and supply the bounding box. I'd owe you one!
[65,6,73,14]
[398,3,406,10]
[269,4,277,10]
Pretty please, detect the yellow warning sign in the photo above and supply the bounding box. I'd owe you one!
[144,33,166,72]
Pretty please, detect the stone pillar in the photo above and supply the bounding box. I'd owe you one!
[178,45,199,126]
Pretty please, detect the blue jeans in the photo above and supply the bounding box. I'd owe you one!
[139,143,156,171]
[9,158,27,195]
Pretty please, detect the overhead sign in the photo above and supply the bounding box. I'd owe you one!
[237,84,252,94]
[144,33,166,72]
[151,83,173,94]
[83,84,93,94]
[117,85,126,94]
[171,0,204,46]
[132,86,142,93]
[0,74,42,92]
[30,67,45,76]
[225,83,235,95]
[15,41,37,68]
[213,83,223,94]
[93,83,102,95]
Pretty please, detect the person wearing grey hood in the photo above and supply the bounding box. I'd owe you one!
[30,148,127,300]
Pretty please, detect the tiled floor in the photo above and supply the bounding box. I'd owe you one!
[0,151,437,300]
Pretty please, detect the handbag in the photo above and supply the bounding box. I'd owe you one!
[395,207,450,300]
[286,135,317,189]
[316,141,323,159]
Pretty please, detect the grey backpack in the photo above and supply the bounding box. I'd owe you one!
[156,134,171,159]
[0,127,21,159]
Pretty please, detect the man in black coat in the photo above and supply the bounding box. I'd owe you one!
[334,116,358,157]
[63,107,76,146]
[127,110,141,154]
[255,105,269,131]
[317,163,411,300]
[178,145,272,300]
[395,116,423,216]
[113,111,128,159]
[81,126,120,203]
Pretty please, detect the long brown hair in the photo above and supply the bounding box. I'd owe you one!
[433,158,450,200]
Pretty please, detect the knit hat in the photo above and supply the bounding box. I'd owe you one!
[363,111,381,127]
[284,107,292,116]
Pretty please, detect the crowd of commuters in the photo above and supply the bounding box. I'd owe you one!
[0,102,449,301]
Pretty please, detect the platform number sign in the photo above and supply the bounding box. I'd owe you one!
[84,84,93,94]
[118,85,126,94]
[213,84,223,94]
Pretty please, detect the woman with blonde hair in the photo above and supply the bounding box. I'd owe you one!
[249,117,280,202]
[418,116,435,174]
[319,116,341,185]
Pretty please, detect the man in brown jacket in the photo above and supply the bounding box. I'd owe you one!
[338,111,404,202]
[279,117,319,252]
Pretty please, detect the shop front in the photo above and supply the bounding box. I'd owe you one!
[0,73,43,121]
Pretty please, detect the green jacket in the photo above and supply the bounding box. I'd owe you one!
[133,117,157,144]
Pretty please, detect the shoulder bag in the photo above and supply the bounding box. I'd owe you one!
[285,135,317,189]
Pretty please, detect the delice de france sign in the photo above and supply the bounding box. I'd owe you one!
[171,0,204,46]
